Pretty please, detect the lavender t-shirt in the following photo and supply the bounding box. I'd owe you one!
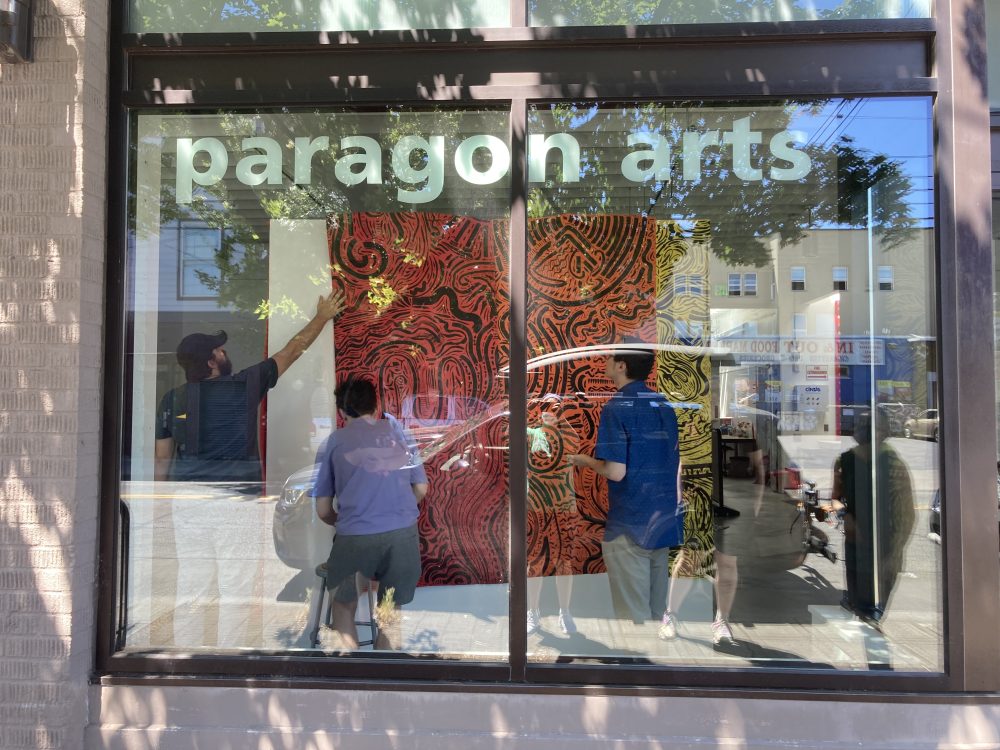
[312,414,427,535]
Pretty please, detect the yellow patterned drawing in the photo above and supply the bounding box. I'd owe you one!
[656,220,714,566]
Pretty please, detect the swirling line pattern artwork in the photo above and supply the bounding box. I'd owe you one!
[526,214,657,577]
[328,212,510,586]
[327,212,713,586]
[526,216,714,578]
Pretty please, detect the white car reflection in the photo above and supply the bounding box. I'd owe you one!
[272,402,511,572]
[274,342,713,573]
[903,409,939,441]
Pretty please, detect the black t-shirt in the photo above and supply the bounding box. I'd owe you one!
[156,359,280,483]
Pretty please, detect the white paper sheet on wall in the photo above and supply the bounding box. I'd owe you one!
[129,117,164,482]
[266,219,336,495]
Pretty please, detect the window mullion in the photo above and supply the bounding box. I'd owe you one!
[508,97,529,681]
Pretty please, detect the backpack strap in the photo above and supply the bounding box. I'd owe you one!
[244,365,261,460]
[183,382,200,457]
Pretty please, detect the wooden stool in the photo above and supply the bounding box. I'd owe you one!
[308,563,378,649]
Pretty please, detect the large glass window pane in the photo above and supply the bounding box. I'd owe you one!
[525,98,941,671]
[530,1,929,27]
[130,0,509,33]
[121,108,511,658]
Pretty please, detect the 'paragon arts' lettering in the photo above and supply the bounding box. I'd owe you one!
[173,117,811,204]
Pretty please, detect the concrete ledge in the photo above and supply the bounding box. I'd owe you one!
[86,684,1000,749]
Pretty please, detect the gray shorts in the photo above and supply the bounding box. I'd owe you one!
[326,524,421,606]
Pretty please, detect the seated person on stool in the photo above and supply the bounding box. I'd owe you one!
[313,375,428,650]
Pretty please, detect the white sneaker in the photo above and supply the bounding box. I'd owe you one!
[526,608,541,635]
[712,617,736,647]
[657,611,678,640]
[558,609,577,635]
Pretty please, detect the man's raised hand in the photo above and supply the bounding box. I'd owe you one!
[317,289,346,322]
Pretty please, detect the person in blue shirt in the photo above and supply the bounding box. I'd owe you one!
[569,340,686,632]
[313,375,428,650]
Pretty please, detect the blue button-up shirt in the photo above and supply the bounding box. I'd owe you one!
[595,380,683,550]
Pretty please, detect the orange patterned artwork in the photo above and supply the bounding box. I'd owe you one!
[328,212,711,586]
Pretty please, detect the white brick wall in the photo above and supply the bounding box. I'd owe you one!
[85,686,1000,750]
[0,0,107,747]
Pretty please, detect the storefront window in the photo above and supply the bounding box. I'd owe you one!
[118,98,943,673]
[524,99,942,671]
[529,0,930,28]
[129,0,510,33]
[122,108,511,657]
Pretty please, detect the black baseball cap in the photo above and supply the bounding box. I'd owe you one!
[176,330,227,377]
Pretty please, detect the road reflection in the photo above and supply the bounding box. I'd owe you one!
[778,434,939,505]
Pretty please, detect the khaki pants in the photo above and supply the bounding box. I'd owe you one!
[601,534,671,624]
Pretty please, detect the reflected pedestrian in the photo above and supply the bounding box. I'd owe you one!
[832,411,915,626]
[155,290,345,489]
[152,290,343,648]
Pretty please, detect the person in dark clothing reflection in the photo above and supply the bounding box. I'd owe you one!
[150,289,343,649]
[155,290,345,490]
[832,411,915,627]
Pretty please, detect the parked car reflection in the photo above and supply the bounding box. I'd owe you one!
[903,409,938,441]
[272,403,512,575]
[273,343,717,575]
[272,464,334,571]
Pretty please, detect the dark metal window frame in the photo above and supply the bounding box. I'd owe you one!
[97,0,1000,695]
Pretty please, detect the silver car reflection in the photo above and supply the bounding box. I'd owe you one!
[903,408,938,441]
[272,344,716,572]
[272,464,332,571]
[272,403,507,572]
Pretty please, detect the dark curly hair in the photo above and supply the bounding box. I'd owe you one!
[335,375,377,418]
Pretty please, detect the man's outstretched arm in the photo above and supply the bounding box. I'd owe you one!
[271,290,346,377]
[154,437,174,482]
[568,453,626,482]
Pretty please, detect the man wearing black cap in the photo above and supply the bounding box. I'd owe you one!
[154,290,345,488]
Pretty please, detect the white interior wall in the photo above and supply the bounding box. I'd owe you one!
[129,116,165,482]
[266,219,336,492]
